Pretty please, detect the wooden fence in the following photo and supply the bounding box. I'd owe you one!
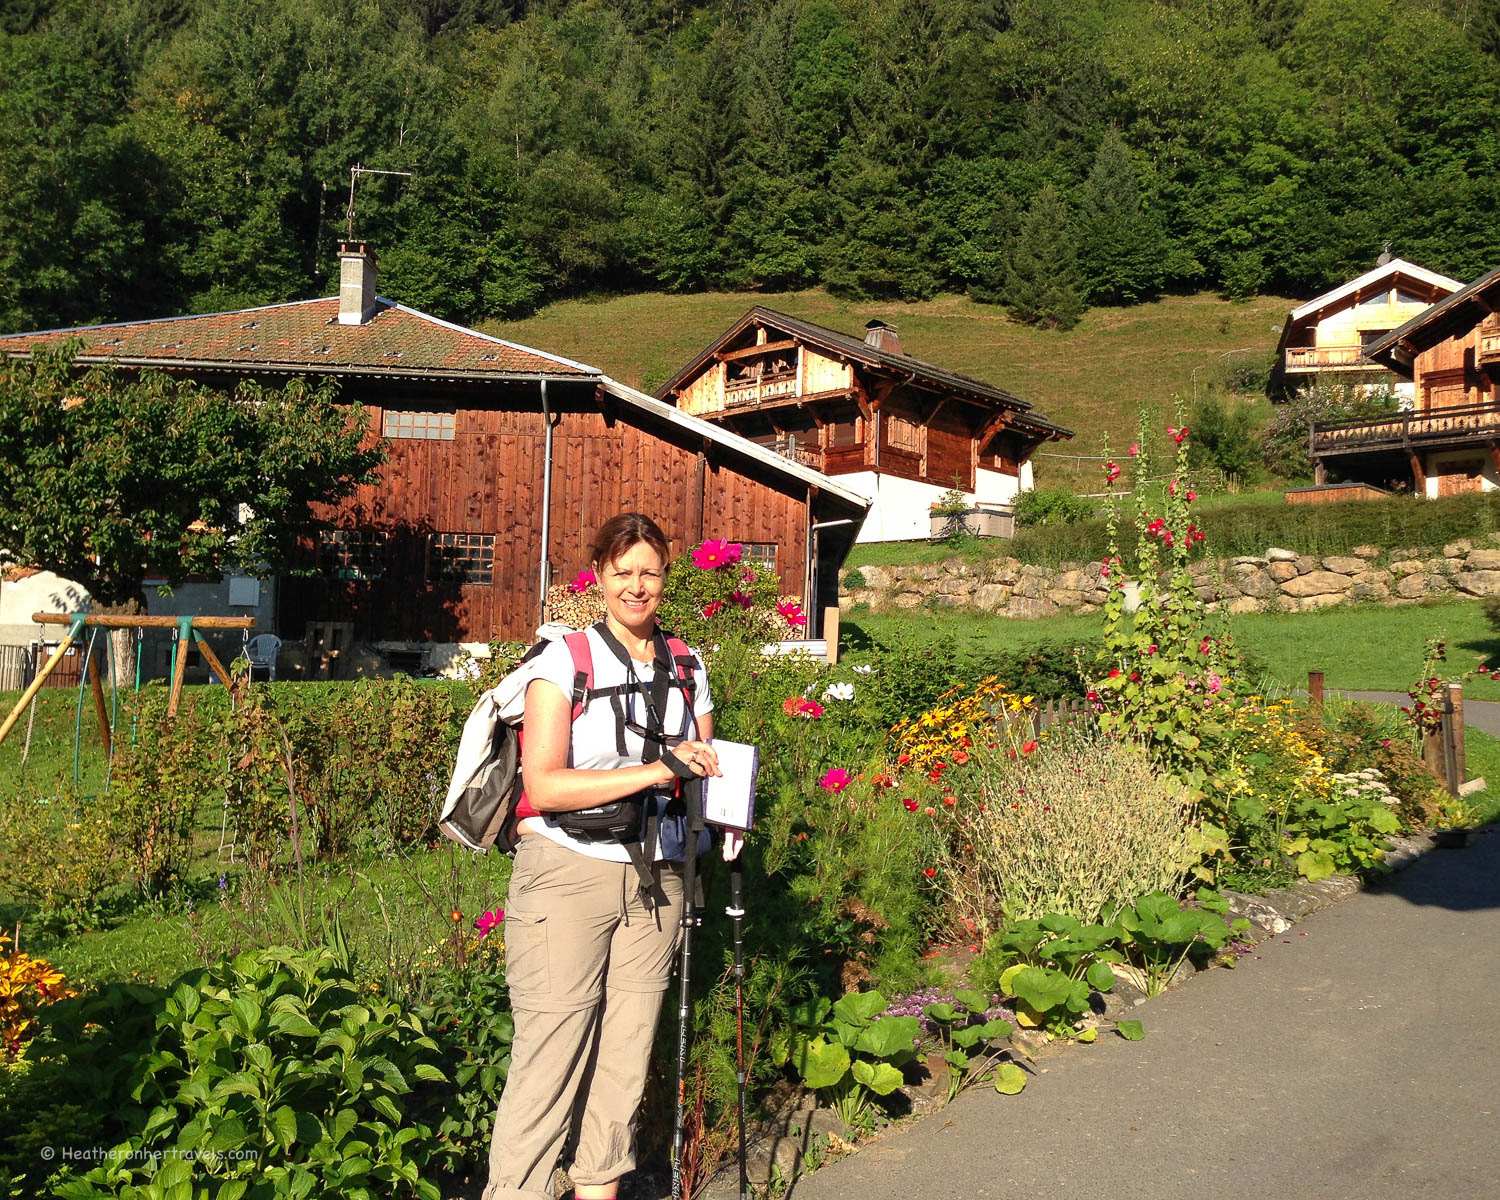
[0,642,83,692]
[1030,697,1094,736]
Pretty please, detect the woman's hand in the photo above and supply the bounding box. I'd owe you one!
[671,739,721,779]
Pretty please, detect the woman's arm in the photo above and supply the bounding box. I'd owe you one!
[522,678,717,813]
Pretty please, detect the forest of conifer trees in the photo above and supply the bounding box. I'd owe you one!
[2,0,1498,334]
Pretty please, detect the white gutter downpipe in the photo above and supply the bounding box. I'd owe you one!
[538,379,553,627]
[807,517,856,637]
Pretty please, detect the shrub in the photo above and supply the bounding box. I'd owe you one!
[931,731,1197,929]
[27,945,445,1198]
[1013,487,1100,527]
[1,933,74,1061]
[0,786,120,927]
[1186,392,1263,484]
[1260,381,1399,481]
[842,567,867,591]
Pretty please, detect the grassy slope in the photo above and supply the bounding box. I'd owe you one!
[483,290,1292,488]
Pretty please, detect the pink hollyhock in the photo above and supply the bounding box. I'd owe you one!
[1128,443,1139,456]
[1108,668,1122,678]
[701,601,723,619]
[1169,480,1178,498]
[567,569,596,594]
[475,909,504,937]
[820,768,853,793]
[730,590,753,610]
[1173,427,1189,444]
[1186,489,1197,502]
[1105,460,1120,483]
[693,539,744,570]
[777,599,807,626]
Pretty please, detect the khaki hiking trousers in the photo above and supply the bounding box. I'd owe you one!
[482,834,684,1200]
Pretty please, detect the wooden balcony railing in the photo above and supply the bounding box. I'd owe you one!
[724,372,799,407]
[1311,402,1500,455]
[1285,345,1371,371]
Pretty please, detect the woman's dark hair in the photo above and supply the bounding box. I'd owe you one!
[589,513,671,571]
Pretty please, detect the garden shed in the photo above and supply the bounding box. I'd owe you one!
[0,243,868,671]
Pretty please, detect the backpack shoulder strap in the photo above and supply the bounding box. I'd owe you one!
[563,630,594,720]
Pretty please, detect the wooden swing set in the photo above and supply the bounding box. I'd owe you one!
[0,611,257,753]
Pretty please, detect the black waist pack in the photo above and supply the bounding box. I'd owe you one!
[555,795,647,844]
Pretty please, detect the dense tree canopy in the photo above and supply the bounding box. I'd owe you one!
[0,348,385,611]
[2,0,1498,332]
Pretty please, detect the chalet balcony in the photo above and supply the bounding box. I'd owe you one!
[724,371,799,407]
[1311,401,1500,457]
[1285,345,1372,372]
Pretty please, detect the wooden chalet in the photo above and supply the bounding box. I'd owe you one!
[0,243,868,668]
[1326,263,1500,498]
[653,308,1072,541]
[1271,257,1463,405]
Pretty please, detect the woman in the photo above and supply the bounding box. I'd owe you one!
[483,513,733,1200]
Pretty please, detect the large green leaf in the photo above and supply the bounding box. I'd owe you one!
[271,1104,299,1150]
[1085,961,1117,992]
[1296,849,1337,882]
[832,991,888,1027]
[1115,1020,1146,1041]
[851,1059,904,1096]
[854,1015,921,1060]
[994,1063,1027,1094]
[793,1036,851,1090]
[1009,966,1072,1013]
[953,988,990,1014]
[923,1002,958,1025]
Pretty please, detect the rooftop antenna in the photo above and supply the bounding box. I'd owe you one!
[1376,240,1393,266]
[345,163,413,239]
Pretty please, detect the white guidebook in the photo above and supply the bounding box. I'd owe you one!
[703,739,758,831]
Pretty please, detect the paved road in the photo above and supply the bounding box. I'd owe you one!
[1335,690,1500,739]
[790,827,1500,1200]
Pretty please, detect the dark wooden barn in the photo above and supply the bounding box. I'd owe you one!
[0,243,868,657]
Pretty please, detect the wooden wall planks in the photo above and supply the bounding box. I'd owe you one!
[281,381,820,644]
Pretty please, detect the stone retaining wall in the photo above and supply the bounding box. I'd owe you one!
[840,536,1500,618]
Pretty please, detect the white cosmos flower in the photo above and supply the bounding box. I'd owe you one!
[823,682,855,702]
[852,665,875,675]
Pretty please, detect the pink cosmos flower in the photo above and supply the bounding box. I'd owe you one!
[475,909,504,937]
[567,569,596,594]
[777,599,807,626]
[820,768,853,793]
[701,601,723,619]
[693,539,744,571]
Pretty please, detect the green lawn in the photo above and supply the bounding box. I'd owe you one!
[843,598,1498,693]
[484,289,1292,489]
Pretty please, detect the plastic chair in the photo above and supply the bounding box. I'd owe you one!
[244,634,282,681]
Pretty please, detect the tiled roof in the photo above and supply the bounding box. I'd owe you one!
[0,297,598,380]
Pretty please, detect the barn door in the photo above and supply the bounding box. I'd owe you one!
[1435,458,1484,497]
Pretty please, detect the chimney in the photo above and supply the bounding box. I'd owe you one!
[338,240,379,325]
[864,319,903,355]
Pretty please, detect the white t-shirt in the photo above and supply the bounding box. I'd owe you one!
[519,626,715,862]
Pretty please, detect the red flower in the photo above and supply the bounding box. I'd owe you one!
[1021,739,1038,755]
[1173,427,1189,444]
[903,798,919,812]
[1086,690,1099,702]
[952,750,969,765]
[942,794,957,807]
[923,867,936,878]
[777,599,807,626]
[897,752,912,765]
[701,601,723,619]
[872,773,896,789]
[729,590,753,610]
[1108,668,1122,678]
[1105,460,1120,483]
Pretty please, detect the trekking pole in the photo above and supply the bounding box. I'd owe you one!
[728,862,748,1200]
[671,776,706,1200]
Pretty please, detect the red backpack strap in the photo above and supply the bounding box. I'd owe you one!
[663,634,701,736]
[563,630,594,720]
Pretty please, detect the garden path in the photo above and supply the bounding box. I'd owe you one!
[1335,690,1500,739]
[788,827,1500,1200]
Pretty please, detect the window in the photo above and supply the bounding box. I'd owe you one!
[741,542,778,574]
[828,416,859,447]
[383,410,455,440]
[428,532,495,584]
[318,529,388,580]
[887,413,923,453]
